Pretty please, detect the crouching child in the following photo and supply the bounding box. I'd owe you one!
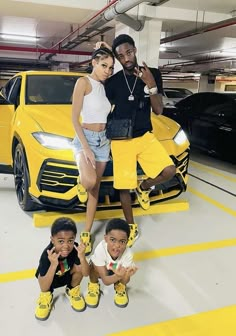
[85,218,138,308]
[35,217,89,320]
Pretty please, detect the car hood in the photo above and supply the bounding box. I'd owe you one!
[24,105,74,137]
[151,114,180,140]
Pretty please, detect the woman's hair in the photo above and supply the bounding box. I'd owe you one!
[112,34,135,55]
[92,47,115,63]
[105,218,130,239]
[51,217,77,236]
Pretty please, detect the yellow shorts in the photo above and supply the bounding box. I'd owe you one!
[111,131,174,189]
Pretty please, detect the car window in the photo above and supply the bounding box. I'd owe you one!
[165,90,185,98]
[8,77,22,105]
[26,75,81,105]
[2,78,17,101]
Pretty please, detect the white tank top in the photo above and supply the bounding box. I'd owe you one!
[81,76,111,124]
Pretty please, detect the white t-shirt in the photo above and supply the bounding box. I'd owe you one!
[90,240,134,271]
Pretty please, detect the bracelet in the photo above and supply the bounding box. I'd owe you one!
[144,85,158,95]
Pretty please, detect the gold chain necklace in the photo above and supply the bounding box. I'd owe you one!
[123,69,138,101]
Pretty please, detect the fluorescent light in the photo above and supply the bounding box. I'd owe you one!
[159,46,167,51]
[0,34,39,42]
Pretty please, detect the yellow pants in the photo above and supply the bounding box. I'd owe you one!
[111,132,174,189]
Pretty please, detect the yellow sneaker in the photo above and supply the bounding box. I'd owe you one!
[127,223,139,248]
[80,231,92,255]
[85,282,100,308]
[65,285,86,312]
[114,282,128,308]
[135,182,152,210]
[77,177,88,203]
[35,291,53,321]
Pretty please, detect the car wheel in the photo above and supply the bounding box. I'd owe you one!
[13,143,38,211]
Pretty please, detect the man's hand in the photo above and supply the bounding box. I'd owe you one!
[47,247,60,266]
[134,61,156,88]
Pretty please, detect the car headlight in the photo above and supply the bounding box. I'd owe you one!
[174,129,188,145]
[32,132,73,150]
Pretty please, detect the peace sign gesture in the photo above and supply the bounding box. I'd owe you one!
[134,61,156,88]
[47,246,60,267]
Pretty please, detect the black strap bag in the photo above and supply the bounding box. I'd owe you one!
[106,104,137,140]
[106,116,133,140]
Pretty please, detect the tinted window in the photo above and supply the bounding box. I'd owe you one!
[165,90,185,98]
[26,75,81,105]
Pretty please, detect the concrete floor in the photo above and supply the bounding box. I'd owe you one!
[1,150,236,336]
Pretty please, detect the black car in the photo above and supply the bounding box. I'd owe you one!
[163,92,236,162]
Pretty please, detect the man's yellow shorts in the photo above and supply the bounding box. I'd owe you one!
[111,131,174,190]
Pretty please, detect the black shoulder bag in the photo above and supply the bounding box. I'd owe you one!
[106,108,137,140]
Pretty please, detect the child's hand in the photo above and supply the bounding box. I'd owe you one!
[47,247,60,266]
[113,264,126,278]
[74,241,86,258]
[126,265,138,277]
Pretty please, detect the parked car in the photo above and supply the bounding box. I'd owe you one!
[163,92,236,162]
[164,88,193,97]
[0,71,190,211]
[163,88,191,107]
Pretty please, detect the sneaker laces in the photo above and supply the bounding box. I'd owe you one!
[115,283,126,296]
[88,282,100,297]
[38,293,52,308]
[69,286,81,299]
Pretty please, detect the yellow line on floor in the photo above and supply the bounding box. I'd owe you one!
[190,161,236,182]
[133,238,236,261]
[0,269,35,283]
[188,186,236,217]
[2,238,236,283]
[106,305,236,336]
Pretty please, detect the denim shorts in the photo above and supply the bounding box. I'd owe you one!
[72,128,110,162]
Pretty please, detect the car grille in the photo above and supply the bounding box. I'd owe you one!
[36,149,189,209]
[37,159,78,193]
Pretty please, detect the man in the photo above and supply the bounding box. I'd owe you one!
[105,34,176,247]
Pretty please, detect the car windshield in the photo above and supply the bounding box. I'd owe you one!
[165,90,185,98]
[26,74,81,104]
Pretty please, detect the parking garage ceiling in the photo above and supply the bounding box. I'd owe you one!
[0,0,236,80]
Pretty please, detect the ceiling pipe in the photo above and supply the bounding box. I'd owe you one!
[50,0,119,50]
[52,0,167,50]
[161,17,236,44]
[0,45,91,56]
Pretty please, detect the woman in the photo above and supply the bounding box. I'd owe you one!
[72,47,114,255]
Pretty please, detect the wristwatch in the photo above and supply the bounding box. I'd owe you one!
[144,85,158,95]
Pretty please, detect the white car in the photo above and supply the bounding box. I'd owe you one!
[163,88,192,107]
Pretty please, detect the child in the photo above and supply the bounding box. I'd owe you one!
[35,217,89,321]
[85,218,138,308]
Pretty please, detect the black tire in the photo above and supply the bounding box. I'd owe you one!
[13,143,38,211]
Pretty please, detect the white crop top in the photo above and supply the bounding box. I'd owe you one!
[81,76,111,123]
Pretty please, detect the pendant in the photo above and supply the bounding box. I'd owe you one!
[128,95,134,101]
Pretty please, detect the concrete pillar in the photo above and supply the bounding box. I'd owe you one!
[114,19,162,72]
[198,75,215,92]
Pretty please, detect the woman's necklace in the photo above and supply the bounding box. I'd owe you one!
[123,69,138,101]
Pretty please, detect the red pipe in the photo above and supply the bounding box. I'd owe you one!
[50,0,119,50]
[0,45,92,55]
[161,17,236,44]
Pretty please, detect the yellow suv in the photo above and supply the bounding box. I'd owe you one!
[0,71,190,211]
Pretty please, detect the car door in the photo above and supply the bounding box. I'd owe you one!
[213,105,236,160]
[0,77,22,169]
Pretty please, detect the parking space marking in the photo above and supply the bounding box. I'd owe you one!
[105,305,236,336]
[190,161,236,183]
[188,186,236,217]
[2,238,236,283]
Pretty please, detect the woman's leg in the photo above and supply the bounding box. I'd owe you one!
[84,161,107,232]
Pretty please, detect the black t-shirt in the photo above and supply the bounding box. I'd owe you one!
[35,242,80,278]
[105,67,163,138]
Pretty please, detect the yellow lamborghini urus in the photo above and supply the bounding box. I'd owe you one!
[0,71,189,211]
